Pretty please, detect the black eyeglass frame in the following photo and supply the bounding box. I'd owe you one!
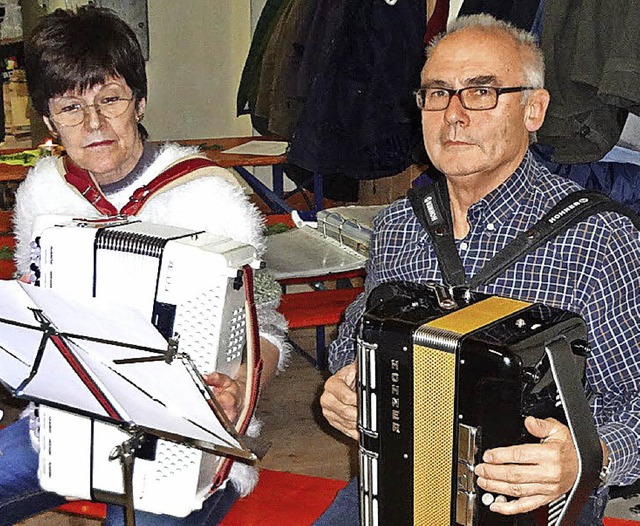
[414,86,535,111]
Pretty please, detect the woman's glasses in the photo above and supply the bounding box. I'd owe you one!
[49,84,134,127]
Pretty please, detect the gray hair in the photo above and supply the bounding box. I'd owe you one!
[426,14,545,89]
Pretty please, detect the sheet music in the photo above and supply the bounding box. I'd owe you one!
[21,282,167,349]
[0,281,245,455]
[221,140,288,156]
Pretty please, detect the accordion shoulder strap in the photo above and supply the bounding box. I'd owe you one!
[120,155,223,216]
[61,156,119,216]
[211,264,264,491]
[408,181,640,288]
[61,154,233,217]
[407,177,467,286]
[469,190,640,287]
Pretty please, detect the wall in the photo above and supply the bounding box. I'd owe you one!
[21,1,255,143]
[145,1,253,141]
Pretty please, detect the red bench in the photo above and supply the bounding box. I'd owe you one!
[277,281,363,369]
[0,232,15,280]
[220,470,346,525]
[55,484,640,525]
[55,470,347,524]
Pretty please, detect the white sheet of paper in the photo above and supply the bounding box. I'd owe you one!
[0,281,242,453]
[221,140,288,156]
[21,282,168,350]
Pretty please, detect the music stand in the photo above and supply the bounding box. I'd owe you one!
[0,281,256,526]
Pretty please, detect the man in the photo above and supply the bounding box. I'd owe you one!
[317,14,640,526]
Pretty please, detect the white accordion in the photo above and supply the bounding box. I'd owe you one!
[32,217,260,517]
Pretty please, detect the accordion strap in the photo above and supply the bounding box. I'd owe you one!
[62,155,223,217]
[62,156,119,216]
[120,156,225,216]
[407,177,467,287]
[211,264,264,491]
[408,180,640,288]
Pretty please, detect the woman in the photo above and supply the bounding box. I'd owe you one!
[0,6,288,526]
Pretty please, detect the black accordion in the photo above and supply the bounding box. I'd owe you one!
[357,281,602,526]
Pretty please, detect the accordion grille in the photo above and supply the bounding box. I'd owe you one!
[413,343,456,525]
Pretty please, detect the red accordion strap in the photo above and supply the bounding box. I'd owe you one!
[211,264,264,491]
[62,156,119,216]
[62,155,220,217]
[119,157,219,216]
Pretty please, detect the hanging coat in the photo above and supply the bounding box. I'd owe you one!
[287,0,426,180]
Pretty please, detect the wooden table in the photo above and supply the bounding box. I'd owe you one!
[0,153,29,183]
[176,136,292,213]
[0,148,28,214]
[0,137,295,214]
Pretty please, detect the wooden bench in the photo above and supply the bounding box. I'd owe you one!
[0,231,15,279]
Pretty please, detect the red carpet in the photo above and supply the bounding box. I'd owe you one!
[220,470,347,526]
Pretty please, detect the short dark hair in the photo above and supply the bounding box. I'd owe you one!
[25,6,147,118]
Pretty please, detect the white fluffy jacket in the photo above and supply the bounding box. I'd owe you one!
[14,143,266,272]
[12,142,289,497]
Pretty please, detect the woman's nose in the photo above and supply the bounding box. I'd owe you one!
[83,104,103,129]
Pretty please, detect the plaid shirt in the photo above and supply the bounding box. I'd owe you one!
[328,150,640,487]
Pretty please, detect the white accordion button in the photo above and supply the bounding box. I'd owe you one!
[481,492,495,506]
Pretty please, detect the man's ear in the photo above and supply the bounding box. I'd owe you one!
[524,88,550,133]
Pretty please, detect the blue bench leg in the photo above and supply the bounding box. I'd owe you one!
[316,325,326,370]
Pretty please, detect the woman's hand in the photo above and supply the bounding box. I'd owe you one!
[203,372,246,423]
[201,337,279,424]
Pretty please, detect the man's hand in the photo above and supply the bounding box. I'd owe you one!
[320,362,359,440]
[474,416,579,515]
[203,372,245,423]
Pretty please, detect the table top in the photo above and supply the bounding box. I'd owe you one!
[0,148,30,183]
[176,136,287,168]
[0,136,287,183]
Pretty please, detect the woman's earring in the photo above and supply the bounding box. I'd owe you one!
[136,113,144,123]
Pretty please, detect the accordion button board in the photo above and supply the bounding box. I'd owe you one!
[356,281,602,526]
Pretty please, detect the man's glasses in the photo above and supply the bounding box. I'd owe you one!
[49,85,134,127]
[415,86,534,111]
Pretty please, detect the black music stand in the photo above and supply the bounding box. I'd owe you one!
[0,281,255,526]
